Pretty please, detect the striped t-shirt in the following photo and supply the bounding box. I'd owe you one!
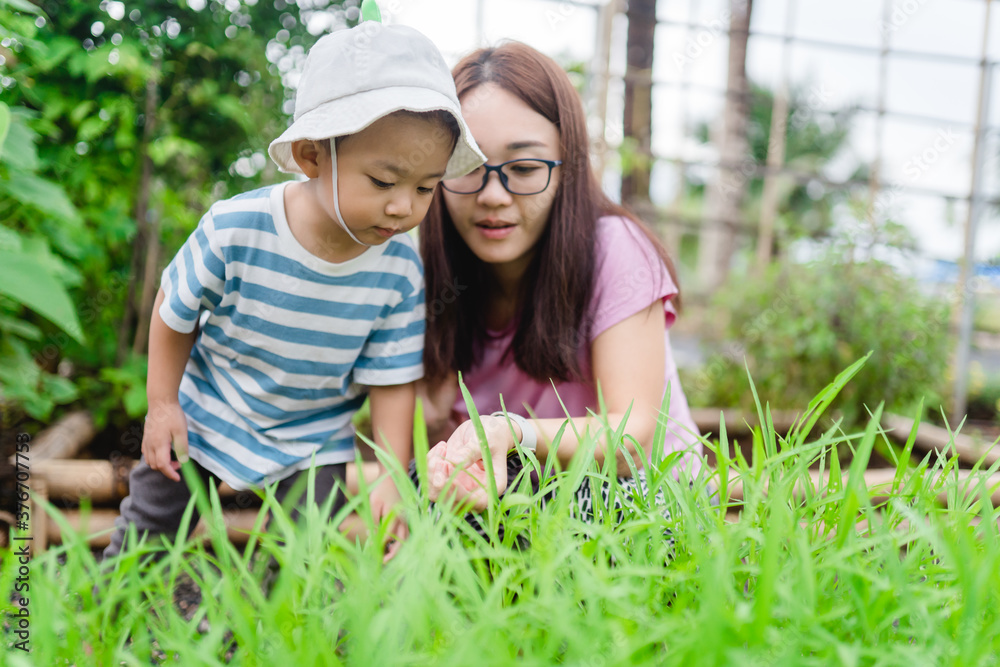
[159,182,425,490]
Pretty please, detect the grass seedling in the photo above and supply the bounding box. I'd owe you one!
[4,361,1000,664]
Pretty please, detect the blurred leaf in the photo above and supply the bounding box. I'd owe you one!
[0,313,43,341]
[687,255,950,428]
[0,226,21,252]
[19,235,83,286]
[78,114,111,142]
[212,94,255,134]
[41,373,79,405]
[0,0,42,14]
[123,382,147,418]
[0,338,76,421]
[0,171,82,223]
[69,100,95,125]
[0,250,84,343]
[148,135,207,166]
[0,102,10,158]
[0,111,40,170]
[29,35,77,72]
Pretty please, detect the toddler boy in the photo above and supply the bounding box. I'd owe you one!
[104,18,484,559]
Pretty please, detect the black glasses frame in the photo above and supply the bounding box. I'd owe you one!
[441,158,563,195]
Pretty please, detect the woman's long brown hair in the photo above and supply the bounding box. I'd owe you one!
[422,42,680,383]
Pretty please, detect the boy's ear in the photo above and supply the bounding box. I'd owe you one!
[290,139,325,178]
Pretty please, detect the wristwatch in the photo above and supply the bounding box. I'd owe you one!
[491,411,538,451]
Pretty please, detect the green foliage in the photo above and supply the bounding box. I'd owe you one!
[684,254,951,427]
[686,81,857,244]
[0,336,78,421]
[975,293,1000,334]
[0,0,350,427]
[6,371,1000,664]
[966,364,1000,424]
[79,354,150,424]
[0,101,86,420]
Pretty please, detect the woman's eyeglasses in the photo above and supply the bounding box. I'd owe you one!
[441,158,563,195]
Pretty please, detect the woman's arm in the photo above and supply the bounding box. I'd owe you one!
[531,300,666,475]
[431,301,667,491]
[368,382,416,475]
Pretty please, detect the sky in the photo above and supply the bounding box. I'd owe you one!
[382,0,1000,264]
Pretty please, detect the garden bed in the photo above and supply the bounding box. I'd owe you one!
[7,404,998,553]
[4,394,1000,665]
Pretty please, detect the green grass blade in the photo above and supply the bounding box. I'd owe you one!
[414,396,431,509]
[789,352,872,449]
[457,372,500,522]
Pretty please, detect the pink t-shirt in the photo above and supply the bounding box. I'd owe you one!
[453,216,702,473]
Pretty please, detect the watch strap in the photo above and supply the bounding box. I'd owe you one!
[492,411,537,452]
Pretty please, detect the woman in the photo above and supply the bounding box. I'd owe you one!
[419,42,702,517]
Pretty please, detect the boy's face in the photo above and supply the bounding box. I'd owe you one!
[319,113,454,245]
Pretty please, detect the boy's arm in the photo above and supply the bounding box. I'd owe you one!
[416,373,458,444]
[143,288,198,482]
[366,382,415,552]
[367,382,416,477]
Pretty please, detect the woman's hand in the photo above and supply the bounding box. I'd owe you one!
[425,416,515,512]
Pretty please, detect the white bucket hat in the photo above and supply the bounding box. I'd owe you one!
[268,22,484,180]
[268,20,484,246]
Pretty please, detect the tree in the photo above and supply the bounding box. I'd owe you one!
[621,0,656,220]
[697,0,752,294]
[686,82,855,260]
[0,0,349,426]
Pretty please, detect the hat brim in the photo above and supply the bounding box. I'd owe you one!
[268,86,485,180]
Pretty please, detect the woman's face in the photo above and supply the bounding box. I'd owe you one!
[442,83,561,276]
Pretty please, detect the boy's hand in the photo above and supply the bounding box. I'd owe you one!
[142,401,189,482]
[369,477,407,561]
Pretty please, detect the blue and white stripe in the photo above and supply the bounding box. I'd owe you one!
[159,183,424,490]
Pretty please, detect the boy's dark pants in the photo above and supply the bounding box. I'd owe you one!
[103,457,346,560]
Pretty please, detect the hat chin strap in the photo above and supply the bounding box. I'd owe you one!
[329,138,372,248]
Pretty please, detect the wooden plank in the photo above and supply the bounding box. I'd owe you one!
[722,467,1000,507]
[33,459,245,504]
[33,459,382,505]
[883,413,1000,468]
[690,408,801,435]
[35,459,135,504]
[32,478,47,555]
[46,508,262,548]
[39,462,384,547]
[9,411,96,462]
